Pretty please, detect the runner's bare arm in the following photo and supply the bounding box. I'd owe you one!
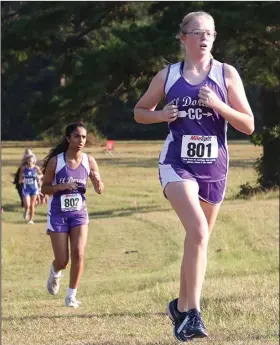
[134,68,177,124]
[88,155,104,194]
[36,166,43,179]
[217,64,254,134]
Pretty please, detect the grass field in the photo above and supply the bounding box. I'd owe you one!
[1,140,279,345]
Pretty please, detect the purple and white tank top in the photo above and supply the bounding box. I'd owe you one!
[159,59,229,182]
[48,152,90,215]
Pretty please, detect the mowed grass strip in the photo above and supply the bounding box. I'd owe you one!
[1,141,279,345]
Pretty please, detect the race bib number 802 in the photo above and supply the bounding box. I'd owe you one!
[60,193,83,212]
[181,135,218,164]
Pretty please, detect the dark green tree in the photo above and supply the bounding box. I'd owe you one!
[2,1,279,189]
[1,1,158,137]
[209,2,280,190]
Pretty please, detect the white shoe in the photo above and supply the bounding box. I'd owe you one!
[24,211,29,220]
[28,220,34,224]
[47,266,62,295]
[65,296,81,308]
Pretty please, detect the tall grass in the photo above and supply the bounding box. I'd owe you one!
[1,141,278,345]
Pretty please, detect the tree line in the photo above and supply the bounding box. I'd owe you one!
[1,1,279,189]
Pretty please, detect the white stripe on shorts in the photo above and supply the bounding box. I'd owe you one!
[47,214,55,232]
[159,164,185,190]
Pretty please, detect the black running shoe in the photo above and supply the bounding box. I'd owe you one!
[167,299,193,342]
[167,298,181,323]
[177,308,208,340]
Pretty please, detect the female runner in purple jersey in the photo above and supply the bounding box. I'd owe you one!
[134,11,254,342]
[41,123,104,308]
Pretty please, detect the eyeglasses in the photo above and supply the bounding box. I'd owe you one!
[184,29,216,39]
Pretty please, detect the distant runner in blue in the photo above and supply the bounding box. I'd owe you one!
[13,148,37,207]
[134,11,254,342]
[19,155,42,224]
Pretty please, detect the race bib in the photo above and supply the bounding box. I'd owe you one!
[24,178,34,185]
[181,135,218,164]
[60,193,83,212]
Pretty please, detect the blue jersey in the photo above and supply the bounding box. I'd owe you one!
[23,166,39,190]
[159,59,229,182]
[48,153,90,216]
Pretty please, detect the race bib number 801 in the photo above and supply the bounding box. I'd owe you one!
[181,135,218,164]
[60,193,83,212]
